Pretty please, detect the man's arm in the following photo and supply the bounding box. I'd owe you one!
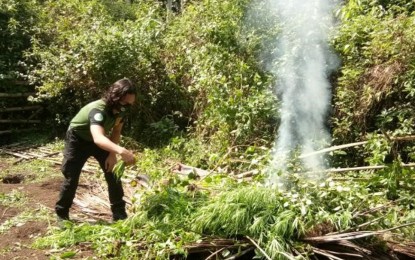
[109,121,123,144]
[90,124,135,165]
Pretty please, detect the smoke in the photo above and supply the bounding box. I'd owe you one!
[264,0,340,185]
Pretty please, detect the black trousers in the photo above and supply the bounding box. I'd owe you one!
[55,129,126,219]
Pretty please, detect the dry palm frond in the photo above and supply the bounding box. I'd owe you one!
[72,180,112,220]
[387,240,415,258]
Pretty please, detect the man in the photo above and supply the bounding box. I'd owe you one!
[55,78,136,222]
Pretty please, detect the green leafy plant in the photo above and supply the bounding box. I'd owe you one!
[113,160,126,181]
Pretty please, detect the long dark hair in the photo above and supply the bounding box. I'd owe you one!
[103,78,136,110]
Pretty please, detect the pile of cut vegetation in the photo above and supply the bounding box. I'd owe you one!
[35,160,415,259]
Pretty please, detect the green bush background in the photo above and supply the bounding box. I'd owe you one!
[2,0,415,168]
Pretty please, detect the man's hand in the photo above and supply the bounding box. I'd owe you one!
[119,148,136,165]
[105,153,117,172]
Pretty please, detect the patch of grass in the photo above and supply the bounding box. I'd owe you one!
[0,138,63,184]
[0,245,13,256]
[44,139,65,151]
[2,159,60,184]
[0,190,27,207]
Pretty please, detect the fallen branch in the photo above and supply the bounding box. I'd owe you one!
[352,198,404,219]
[184,238,251,254]
[234,169,260,179]
[311,247,347,260]
[205,246,232,260]
[336,240,372,255]
[172,163,210,178]
[224,247,255,260]
[333,217,384,235]
[300,135,415,159]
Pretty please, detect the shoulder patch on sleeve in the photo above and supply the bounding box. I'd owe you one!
[94,113,104,122]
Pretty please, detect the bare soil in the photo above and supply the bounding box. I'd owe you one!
[0,160,96,260]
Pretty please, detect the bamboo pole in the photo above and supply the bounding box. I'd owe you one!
[0,150,32,159]
[0,130,13,135]
[300,163,415,175]
[13,151,60,164]
[0,105,41,112]
[0,128,35,135]
[0,92,35,97]
[299,141,367,159]
[0,119,41,123]
[299,135,415,159]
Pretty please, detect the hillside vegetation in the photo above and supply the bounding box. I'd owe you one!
[2,0,415,259]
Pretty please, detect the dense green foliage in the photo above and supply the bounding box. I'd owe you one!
[2,0,415,168]
[0,0,39,88]
[6,0,276,149]
[332,0,415,166]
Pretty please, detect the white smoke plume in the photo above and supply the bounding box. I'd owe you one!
[265,0,340,185]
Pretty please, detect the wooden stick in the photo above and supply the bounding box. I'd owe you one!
[352,198,404,218]
[235,170,259,179]
[337,240,372,255]
[330,217,384,235]
[299,135,415,159]
[225,247,255,260]
[205,246,230,260]
[314,248,364,258]
[12,151,60,164]
[311,248,347,260]
[246,236,273,260]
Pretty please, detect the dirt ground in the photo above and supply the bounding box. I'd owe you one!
[0,160,98,259]
[1,179,55,259]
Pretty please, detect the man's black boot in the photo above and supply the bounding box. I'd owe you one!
[112,211,127,222]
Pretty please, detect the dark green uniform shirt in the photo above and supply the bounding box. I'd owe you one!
[69,99,127,142]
